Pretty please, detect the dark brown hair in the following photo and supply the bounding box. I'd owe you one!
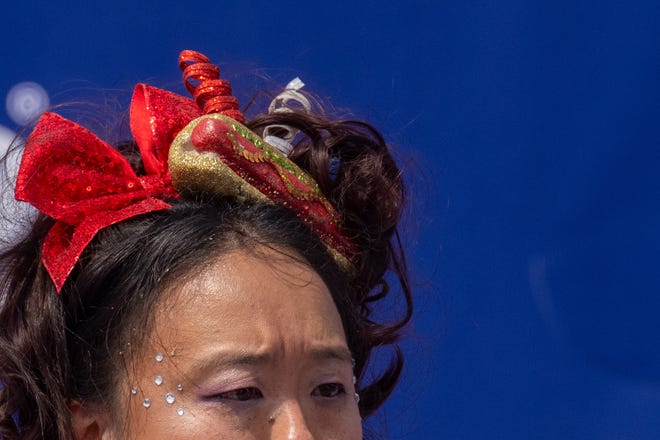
[0,107,412,439]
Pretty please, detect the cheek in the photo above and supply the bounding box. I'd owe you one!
[311,401,363,439]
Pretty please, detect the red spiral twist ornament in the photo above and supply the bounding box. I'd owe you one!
[178,50,245,123]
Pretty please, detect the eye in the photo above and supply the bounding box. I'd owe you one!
[215,387,264,401]
[312,383,346,398]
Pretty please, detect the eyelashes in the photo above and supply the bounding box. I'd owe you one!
[214,387,264,401]
[209,382,347,402]
[312,383,346,398]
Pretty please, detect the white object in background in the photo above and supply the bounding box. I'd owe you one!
[0,124,17,155]
[5,81,49,126]
[0,124,34,250]
[263,77,311,156]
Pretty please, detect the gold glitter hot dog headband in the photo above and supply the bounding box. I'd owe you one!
[15,50,356,292]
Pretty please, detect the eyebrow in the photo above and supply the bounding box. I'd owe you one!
[193,352,269,370]
[190,346,353,374]
[308,346,353,363]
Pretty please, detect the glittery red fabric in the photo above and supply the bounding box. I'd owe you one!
[179,50,245,123]
[130,84,201,175]
[14,112,179,293]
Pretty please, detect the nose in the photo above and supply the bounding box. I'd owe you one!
[270,400,314,440]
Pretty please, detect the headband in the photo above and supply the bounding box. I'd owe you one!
[15,50,355,293]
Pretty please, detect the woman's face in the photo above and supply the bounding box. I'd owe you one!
[119,250,362,439]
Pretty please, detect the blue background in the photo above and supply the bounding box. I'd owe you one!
[2,1,660,438]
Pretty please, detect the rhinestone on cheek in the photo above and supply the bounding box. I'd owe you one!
[155,352,164,362]
[165,393,176,404]
[177,408,184,416]
[143,398,151,408]
[154,375,163,386]
[131,386,138,395]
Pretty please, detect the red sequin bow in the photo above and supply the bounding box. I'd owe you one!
[15,50,354,293]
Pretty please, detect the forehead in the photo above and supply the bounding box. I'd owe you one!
[150,250,348,359]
